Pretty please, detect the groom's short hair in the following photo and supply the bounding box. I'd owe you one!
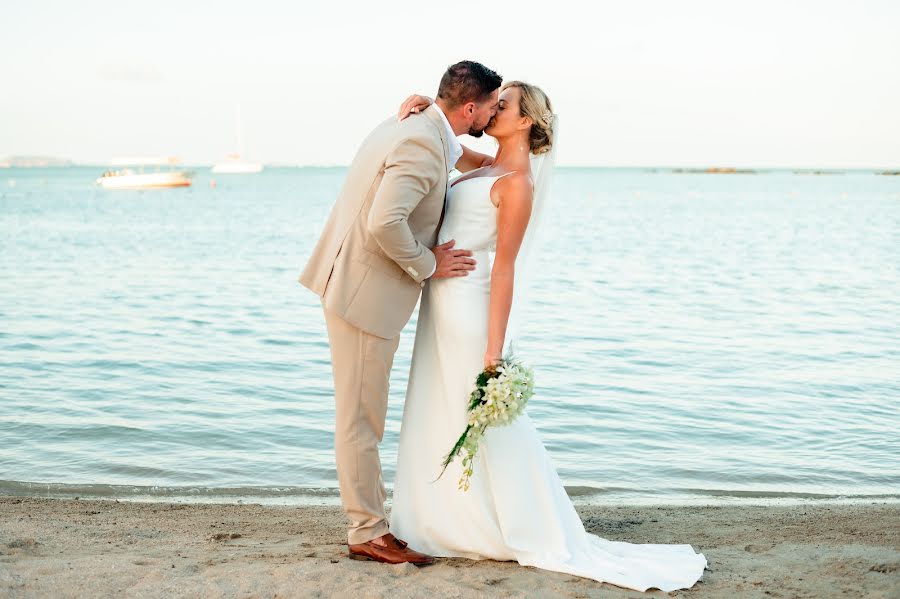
[437,61,503,108]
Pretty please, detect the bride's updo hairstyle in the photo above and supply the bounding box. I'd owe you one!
[502,81,554,155]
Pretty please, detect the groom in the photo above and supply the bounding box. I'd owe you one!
[299,61,502,564]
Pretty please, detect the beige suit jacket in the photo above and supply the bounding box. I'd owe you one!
[298,106,451,339]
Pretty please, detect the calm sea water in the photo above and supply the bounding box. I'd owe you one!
[1,166,899,505]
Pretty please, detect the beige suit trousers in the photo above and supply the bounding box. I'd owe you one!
[322,303,401,545]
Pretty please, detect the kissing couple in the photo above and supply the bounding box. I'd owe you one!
[299,60,707,593]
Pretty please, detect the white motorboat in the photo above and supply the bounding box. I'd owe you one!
[97,157,193,189]
[96,169,193,189]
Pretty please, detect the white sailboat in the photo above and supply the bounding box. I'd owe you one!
[212,104,263,174]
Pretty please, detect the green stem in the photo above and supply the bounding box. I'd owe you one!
[432,424,473,483]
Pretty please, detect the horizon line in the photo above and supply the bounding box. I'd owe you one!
[2,159,899,172]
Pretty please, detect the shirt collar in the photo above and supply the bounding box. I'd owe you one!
[430,103,464,171]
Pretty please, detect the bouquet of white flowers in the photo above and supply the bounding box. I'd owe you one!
[436,356,535,491]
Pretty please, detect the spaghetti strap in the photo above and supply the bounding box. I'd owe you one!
[449,170,519,190]
[494,170,518,180]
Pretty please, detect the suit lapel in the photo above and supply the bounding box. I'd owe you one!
[423,106,452,224]
[423,105,452,175]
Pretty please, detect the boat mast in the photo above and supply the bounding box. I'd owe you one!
[234,103,244,159]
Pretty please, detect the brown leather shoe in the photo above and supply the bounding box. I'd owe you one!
[348,532,435,566]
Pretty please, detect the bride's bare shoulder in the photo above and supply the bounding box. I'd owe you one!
[492,171,534,206]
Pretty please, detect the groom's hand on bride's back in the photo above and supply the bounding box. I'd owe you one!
[431,240,476,279]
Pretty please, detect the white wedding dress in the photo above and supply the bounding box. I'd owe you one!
[390,172,708,593]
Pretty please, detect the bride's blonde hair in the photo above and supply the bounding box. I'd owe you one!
[501,80,554,155]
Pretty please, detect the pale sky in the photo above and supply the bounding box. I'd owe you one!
[2,0,899,168]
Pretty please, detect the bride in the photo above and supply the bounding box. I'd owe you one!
[388,82,708,593]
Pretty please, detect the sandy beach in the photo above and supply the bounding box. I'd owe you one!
[1,498,897,598]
